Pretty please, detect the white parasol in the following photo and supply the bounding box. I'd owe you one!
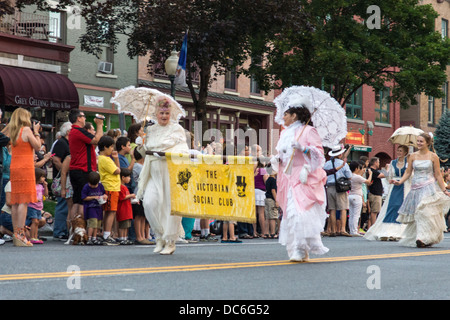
[274,85,347,148]
[388,125,424,147]
[110,86,186,123]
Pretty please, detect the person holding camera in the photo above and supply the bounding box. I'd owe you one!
[8,108,42,246]
[68,109,104,220]
[323,145,352,237]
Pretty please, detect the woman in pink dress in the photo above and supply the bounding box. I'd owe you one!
[271,98,329,262]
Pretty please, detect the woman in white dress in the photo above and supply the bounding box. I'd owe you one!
[364,145,410,241]
[137,98,189,255]
[393,133,450,248]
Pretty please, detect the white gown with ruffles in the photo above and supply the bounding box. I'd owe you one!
[396,160,450,247]
[274,121,329,261]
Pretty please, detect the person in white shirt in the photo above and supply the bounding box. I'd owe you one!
[348,161,372,236]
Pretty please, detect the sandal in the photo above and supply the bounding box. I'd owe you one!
[263,234,270,239]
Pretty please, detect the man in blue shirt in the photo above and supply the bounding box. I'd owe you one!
[323,145,352,237]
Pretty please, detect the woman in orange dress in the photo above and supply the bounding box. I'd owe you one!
[8,108,41,246]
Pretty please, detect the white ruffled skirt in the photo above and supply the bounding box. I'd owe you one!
[279,189,329,260]
[397,183,450,247]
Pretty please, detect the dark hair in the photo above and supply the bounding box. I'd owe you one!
[133,147,143,161]
[359,156,369,162]
[120,167,131,178]
[88,171,100,185]
[116,136,130,152]
[84,122,94,131]
[127,123,142,144]
[98,135,115,151]
[358,160,367,168]
[35,168,46,183]
[68,109,82,124]
[284,106,313,126]
[349,161,362,172]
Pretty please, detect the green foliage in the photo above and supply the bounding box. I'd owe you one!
[246,0,450,109]
[434,109,450,161]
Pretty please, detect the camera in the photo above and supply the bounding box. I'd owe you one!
[31,119,52,131]
[95,114,105,120]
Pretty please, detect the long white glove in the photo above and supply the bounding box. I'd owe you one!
[299,164,311,184]
[153,152,166,160]
[291,141,305,152]
[270,155,280,174]
[135,136,144,146]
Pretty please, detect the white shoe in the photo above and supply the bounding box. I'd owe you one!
[160,241,176,255]
[289,252,302,262]
[153,239,165,253]
[0,239,4,245]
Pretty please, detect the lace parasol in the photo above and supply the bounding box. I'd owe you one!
[110,86,186,123]
[274,85,347,148]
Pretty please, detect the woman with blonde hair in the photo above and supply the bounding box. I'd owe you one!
[8,108,42,246]
[393,133,450,247]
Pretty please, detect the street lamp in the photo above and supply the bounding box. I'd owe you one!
[164,49,179,98]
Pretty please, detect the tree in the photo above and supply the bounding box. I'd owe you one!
[246,0,450,108]
[434,109,450,161]
[13,0,300,133]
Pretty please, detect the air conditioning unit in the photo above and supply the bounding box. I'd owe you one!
[98,61,113,74]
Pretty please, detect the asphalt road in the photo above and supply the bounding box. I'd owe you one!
[1,234,450,303]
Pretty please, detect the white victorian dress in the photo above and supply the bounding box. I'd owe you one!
[137,122,189,248]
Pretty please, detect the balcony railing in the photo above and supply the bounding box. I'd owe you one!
[0,9,61,43]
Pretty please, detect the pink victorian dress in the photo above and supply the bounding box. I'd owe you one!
[273,121,329,261]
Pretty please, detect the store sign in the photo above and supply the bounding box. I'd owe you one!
[14,95,73,109]
[84,95,104,107]
[346,131,365,145]
[352,145,372,152]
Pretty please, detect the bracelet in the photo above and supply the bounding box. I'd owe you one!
[303,147,309,154]
[34,133,40,137]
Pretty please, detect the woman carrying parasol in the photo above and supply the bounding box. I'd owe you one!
[136,96,189,255]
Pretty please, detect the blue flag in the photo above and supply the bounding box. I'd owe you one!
[174,32,188,87]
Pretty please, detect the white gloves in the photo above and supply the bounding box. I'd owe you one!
[299,164,311,184]
[153,152,165,160]
[291,141,305,152]
[135,136,144,146]
[270,155,279,174]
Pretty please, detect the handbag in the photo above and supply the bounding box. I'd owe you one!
[51,171,62,197]
[331,158,351,193]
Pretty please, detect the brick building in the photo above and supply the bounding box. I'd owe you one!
[400,0,450,135]
[344,83,401,167]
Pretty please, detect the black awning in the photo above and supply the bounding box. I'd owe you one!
[0,65,79,110]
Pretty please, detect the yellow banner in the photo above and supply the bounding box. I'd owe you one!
[166,153,256,223]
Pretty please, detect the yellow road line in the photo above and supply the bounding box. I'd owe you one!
[1,250,450,281]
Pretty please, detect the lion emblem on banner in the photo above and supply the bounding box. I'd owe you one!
[177,168,192,191]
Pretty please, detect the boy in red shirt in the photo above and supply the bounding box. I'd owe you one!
[117,168,136,245]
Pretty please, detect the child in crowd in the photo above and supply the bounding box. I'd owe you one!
[117,168,135,245]
[97,135,121,245]
[264,166,279,239]
[132,147,152,244]
[116,136,135,192]
[348,161,372,236]
[81,171,107,245]
[26,168,48,244]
